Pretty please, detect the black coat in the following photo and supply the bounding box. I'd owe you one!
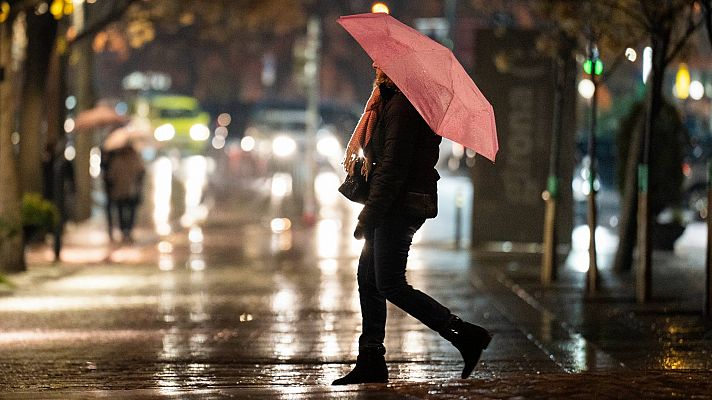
[358,85,442,228]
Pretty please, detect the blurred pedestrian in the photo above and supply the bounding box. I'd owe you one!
[333,65,492,385]
[100,147,117,241]
[106,141,145,243]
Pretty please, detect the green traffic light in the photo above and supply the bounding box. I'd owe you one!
[583,59,604,75]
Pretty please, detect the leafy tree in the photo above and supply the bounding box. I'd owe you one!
[103,0,402,105]
[106,0,309,103]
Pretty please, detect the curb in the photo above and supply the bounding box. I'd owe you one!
[469,263,626,373]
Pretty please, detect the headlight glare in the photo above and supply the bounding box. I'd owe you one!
[190,124,210,141]
[272,135,297,158]
[317,135,341,157]
[241,136,256,152]
[154,124,176,142]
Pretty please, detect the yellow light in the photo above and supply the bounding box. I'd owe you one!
[63,0,73,16]
[371,2,390,14]
[674,63,690,100]
[50,0,64,19]
[0,2,10,24]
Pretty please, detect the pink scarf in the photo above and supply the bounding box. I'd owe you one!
[343,86,380,178]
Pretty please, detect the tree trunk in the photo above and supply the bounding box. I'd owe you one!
[0,19,26,273]
[614,102,644,272]
[614,33,668,272]
[19,11,57,195]
[72,38,95,222]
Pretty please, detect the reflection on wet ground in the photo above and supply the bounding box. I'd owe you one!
[3,156,712,398]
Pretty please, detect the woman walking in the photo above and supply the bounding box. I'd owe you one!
[333,65,492,385]
[106,141,145,243]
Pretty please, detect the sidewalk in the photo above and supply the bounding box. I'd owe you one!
[16,216,712,368]
[471,223,712,373]
[4,214,161,293]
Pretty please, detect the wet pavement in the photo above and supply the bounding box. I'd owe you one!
[2,156,712,399]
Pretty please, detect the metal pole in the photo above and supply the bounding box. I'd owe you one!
[444,0,457,49]
[454,189,463,249]
[637,72,654,303]
[586,45,599,295]
[705,159,711,318]
[542,57,564,285]
[303,16,320,225]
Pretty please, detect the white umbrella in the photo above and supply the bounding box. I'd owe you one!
[103,124,150,151]
[74,105,129,131]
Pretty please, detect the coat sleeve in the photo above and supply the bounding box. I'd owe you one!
[357,99,417,228]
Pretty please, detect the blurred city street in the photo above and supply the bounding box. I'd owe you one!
[1,1,712,399]
[2,155,711,399]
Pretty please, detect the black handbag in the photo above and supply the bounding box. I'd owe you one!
[338,158,370,204]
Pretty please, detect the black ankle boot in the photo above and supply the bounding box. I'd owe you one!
[332,350,388,385]
[440,315,492,379]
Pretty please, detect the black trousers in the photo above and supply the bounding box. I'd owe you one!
[357,214,451,353]
[115,197,139,238]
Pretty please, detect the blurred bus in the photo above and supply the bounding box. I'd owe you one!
[134,94,211,155]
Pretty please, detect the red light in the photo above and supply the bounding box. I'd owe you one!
[682,163,691,177]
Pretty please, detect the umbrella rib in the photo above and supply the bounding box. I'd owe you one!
[435,54,456,133]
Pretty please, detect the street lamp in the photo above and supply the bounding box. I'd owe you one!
[371,2,390,14]
[674,63,691,100]
[0,2,9,23]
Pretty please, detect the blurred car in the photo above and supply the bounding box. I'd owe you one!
[573,131,711,225]
[682,131,711,220]
[134,94,211,155]
[237,101,360,173]
[572,136,620,228]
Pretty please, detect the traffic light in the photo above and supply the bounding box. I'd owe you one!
[583,59,603,76]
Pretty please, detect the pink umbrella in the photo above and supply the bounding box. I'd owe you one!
[338,13,498,162]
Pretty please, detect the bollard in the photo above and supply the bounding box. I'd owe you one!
[541,176,559,285]
[302,16,320,226]
[636,164,651,303]
[586,180,599,295]
[454,190,463,249]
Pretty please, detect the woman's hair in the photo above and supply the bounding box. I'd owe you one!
[374,69,397,89]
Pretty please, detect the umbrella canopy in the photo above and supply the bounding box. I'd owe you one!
[337,13,498,162]
[74,105,129,132]
[103,124,150,151]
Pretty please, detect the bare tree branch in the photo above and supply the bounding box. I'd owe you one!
[664,7,704,64]
[698,0,712,46]
[599,0,650,30]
